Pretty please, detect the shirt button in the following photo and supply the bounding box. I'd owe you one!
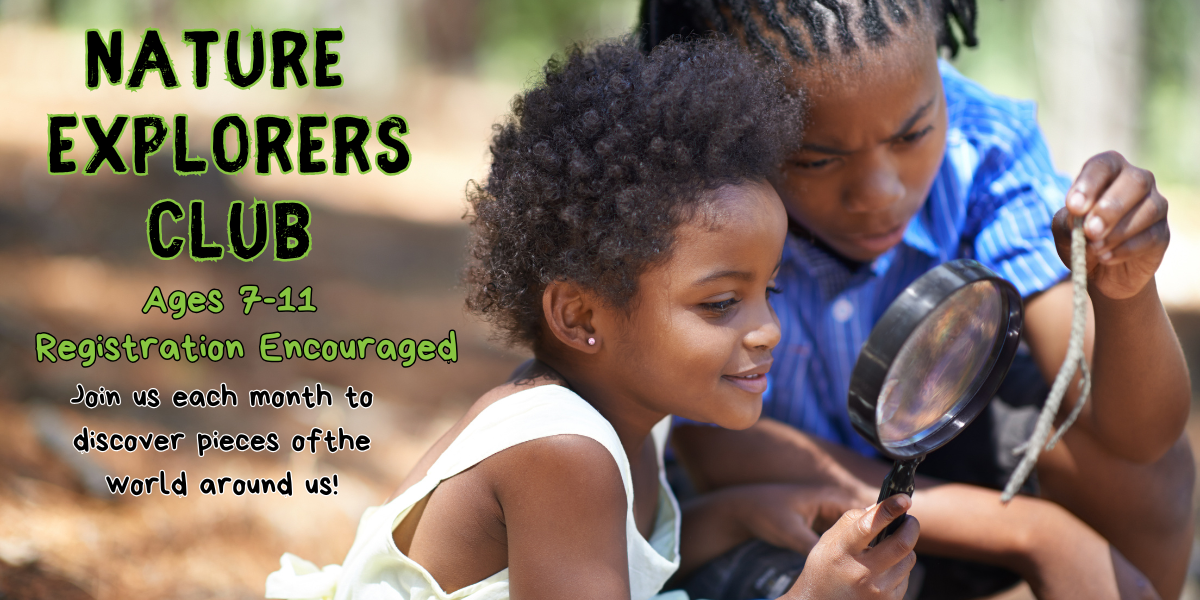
[832,298,855,323]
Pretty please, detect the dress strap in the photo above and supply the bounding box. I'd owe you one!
[423,385,635,507]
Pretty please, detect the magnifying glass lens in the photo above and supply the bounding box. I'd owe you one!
[876,280,1004,451]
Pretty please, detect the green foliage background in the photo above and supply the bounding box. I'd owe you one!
[3,0,1196,185]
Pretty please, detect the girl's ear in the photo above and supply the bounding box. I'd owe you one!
[542,281,601,354]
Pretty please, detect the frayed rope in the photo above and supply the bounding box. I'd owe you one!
[1001,218,1091,503]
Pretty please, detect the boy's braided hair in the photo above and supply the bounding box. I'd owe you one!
[465,37,803,349]
[639,0,979,62]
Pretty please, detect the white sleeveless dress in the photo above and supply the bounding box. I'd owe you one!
[265,385,687,600]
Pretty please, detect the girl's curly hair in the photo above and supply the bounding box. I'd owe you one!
[464,36,803,348]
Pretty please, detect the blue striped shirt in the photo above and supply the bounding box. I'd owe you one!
[761,61,1071,457]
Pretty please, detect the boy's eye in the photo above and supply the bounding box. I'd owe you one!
[790,157,837,170]
[896,125,934,145]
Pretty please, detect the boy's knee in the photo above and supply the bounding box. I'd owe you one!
[1040,430,1194,544]
[1145,435,1195,533]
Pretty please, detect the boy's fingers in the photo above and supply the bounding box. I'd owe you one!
[1067,151,1126,216]
[1094,221,1170,267]
[1090,190,1167,254]
[1052,206,1075,255]
[1085,166,1157,245]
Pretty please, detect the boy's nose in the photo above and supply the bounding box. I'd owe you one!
[843,153,905,213]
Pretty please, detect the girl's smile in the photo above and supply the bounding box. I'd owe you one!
[595,179,787,430]
[722,368,771,395]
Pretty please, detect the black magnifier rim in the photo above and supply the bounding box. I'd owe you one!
[847,259,1024,461]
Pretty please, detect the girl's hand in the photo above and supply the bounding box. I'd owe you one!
[729,483,861,555]
[1053,151,1170,300]
[784,494,918,600]
[674,482,863,579]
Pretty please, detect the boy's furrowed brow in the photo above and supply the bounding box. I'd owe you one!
[798,98,937,155]
[890,98,937,138]
[798,142,852,156]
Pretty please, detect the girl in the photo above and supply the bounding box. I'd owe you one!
[640,2,1191,599]
[265,37,919,600]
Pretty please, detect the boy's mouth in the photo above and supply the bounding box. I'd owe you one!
[848,223,907,255]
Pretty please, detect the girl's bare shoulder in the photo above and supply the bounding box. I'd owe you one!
[388,369,586,500]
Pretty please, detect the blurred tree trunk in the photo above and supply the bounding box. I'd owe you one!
[1033,0,1144,175]
[321,0,409,107]
[1185,1,1200,184]
[420,0,481,71]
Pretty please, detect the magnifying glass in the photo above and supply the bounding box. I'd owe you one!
[846,259,1023,545]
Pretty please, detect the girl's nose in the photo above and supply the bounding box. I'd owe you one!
[843,152,905,213]
[744,301,781,351]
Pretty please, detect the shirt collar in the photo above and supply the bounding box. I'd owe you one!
[782,212,940,300]
[901,206,942,259]
[783,233,868,300]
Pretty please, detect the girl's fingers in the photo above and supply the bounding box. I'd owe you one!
[884,549,919,598]
[848,494,912,549]
[1067,151,1126,216]
[1091,190,1168,256]
[867,512,920,568]
[774,517,821,554]
[1085,165,1158,246]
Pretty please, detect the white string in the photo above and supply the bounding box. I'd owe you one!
[1001,218,1091,503]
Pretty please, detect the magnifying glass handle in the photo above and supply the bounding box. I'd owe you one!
[870,457,923,548]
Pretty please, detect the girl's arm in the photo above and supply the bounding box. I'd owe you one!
[497,434,634,600]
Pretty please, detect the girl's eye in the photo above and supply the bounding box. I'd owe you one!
[766,286,782,297]
[897,125,934,145]
[702,298,740,313]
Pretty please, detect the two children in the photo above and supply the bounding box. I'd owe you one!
[267,38,919,600]
[641,1,1192,598]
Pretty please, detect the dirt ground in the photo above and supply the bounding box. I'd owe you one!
[1,148,1199,599]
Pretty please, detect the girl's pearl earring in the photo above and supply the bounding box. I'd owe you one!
[587,337,596,346]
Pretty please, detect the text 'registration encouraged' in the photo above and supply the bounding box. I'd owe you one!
[35,29,455,498]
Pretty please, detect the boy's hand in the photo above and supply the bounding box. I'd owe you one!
[784,494,918,600]
[1053,151,1169,300]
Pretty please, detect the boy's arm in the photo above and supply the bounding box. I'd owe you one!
[671,421,1156,598]
[912,483,1161,600]
[1024,277,1189,463]
[676,487,920,600]
[1023,151,1190,464]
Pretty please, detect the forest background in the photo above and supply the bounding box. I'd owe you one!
[0,0,1198,598]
